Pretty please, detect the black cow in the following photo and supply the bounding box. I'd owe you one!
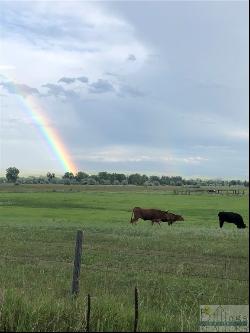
[218,212,247,229]
[130,207,169,225]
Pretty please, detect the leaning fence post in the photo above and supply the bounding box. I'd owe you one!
[71,230,83,296]
[134,287,139,332]
[86,294,91,332]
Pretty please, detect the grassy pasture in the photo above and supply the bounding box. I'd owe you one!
[0,185,248,332]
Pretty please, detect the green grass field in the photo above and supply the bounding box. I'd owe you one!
[0,185,248,332]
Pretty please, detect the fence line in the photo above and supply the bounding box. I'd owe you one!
[81,287,247,333]
[0,229,248,332]
[163,289,248,303]
[134,287,139,332]
[0,252,248,264]
[71,230,84,296]
[173,189,246,195]
[82,265,249,283]
[86,294,91,332]
[0,256,248,284]
[82,287,248,304]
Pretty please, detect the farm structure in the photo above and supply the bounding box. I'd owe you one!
[173,188,246,195]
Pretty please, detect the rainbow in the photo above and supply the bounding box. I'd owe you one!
[3,80,78,174]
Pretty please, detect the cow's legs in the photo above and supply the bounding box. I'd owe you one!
[152,219,161,226]
[219,219,224,228]
[131,218,139,225]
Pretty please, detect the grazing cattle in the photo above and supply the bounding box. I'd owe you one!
[218,212,247,229]
[130,207,169,225]
[162,212,185,225]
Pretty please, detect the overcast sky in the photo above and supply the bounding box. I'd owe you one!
[0,0,249,178]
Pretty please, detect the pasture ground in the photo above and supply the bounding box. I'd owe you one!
[0,185,248,332]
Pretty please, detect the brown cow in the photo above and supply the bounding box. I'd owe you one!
[162,212,184,225]
[130,207,169,225]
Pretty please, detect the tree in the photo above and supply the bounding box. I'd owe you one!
[6,167,20,183]
[141,174,149,184]
[161,176,170,185]
[149,175,160,183]
[115,173,127,183]
[243,180,249,187]
[128,173,145,185]
[98,172,111,182]
[62,172,74,180]
[75,171,89,182]
[87,177,97,185]
[110,173,126,184]
[47,172,55,182]
[99,179,111,185]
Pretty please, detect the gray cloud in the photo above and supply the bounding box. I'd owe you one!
[58,76,89,84]
[58,77,76,84]
[89,79,115,94]
[42,83,78,99]
[42,83,66,96]
[0,81,40,96]
[105,72,122,78]
[1,1,248,178]
[1,4,95,50]
[127,54,136,61]
[51,75,145,98]
[118,84,145,97]
[77,76,89,83]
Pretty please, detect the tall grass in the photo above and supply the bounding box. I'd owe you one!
[0,187,248,331]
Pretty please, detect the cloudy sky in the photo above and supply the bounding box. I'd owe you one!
[0,0,249,178]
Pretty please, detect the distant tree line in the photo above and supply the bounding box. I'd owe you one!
[1,167,249,187]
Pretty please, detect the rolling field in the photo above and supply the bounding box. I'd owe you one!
[0,186,249,332]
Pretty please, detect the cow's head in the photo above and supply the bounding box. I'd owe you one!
[175,215,184,221]
[237,223,247,229]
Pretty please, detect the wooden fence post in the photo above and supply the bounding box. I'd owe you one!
[134,287,139,332]
[86,294,91,332]
[71,230,83,296]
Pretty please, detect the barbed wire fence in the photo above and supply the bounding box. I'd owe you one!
[0,230,249,331]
